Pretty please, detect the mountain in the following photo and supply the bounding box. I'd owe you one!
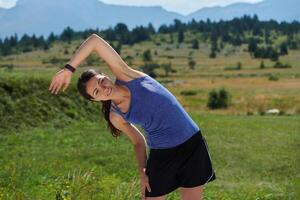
[0,7,5,18]
[0,0,299,39]
[0,0,183,38]
[187,0,299,22]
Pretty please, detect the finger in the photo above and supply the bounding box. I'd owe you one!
[50,82,59,94]
[62,82,69,92]
[51,82,60,94]
[49,79,56,91]
[54,83,62,94]
[146,183,151,192]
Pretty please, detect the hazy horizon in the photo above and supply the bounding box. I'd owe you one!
[0,0,263,15]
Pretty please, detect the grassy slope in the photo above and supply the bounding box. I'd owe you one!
[0,31,299,199]
[0,31,299,115]
[0,114,299,199]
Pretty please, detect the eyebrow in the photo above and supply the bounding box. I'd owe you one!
[92,78,100,96]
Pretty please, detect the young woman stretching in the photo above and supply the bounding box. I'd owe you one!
[49,34,216,200]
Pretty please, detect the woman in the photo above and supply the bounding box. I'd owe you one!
[49,34,216,200]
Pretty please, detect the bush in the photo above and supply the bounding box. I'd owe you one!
[0,75,100,134]
[140,62,159,78]
[268,74,279,81]
[260,61,265,69]
[224,62,242,70]
[180,90,197,96]
[273,61,291,69]
[207,88,231,109]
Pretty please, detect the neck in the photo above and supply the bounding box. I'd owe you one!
[111,84,129,105]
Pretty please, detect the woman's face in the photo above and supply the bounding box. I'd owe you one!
[85,74,115,101]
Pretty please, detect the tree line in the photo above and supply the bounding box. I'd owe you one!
[0,15,299,61]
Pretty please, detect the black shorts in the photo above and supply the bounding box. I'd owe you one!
[145,130,216,197]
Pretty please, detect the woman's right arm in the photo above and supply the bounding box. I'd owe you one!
[109,112,151,200]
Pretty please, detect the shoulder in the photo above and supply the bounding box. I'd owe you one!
[109,110,128,128]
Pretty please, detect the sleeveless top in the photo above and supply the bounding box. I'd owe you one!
[110,74,200,149]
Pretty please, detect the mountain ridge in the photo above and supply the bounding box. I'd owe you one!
[0,0,298,39]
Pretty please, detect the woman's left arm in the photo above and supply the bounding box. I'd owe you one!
[67,34,136,80]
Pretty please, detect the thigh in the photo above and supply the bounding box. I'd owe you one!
[179,185,204,200]
[176,134,216,187]
[145,149,180,197]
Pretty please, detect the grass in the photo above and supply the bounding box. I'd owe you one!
[0,30,299,199]
[0,114,299,199]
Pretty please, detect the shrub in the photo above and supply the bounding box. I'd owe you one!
[224,62,242,70]
[273,61,291,69]
[207,88,231,109]
[268,74,279,81]
[142,49,152,62]
[140,62,159,78]
[188,60,196,69]
[260,61,265,69]
[180,90,197,96]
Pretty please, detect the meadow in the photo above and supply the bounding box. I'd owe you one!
[0,30,299,199]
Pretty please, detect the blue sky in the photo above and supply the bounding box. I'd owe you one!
[0,0,263,15]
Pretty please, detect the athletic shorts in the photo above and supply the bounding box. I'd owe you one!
[145,130,216,197]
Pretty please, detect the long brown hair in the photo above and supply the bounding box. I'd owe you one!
[77,69,122,137]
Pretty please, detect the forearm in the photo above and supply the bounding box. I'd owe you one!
[134,142,148,175]
[67,35,97,68]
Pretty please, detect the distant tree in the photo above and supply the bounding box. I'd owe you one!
[260,60,265,69]
[237,62,242,70]
[60,27,75,43]
[147,23,156,34]
[140,62,159,78]
[161,62,173,77]
[209,49,217,58]
[158,24,169,34]
[142,49,152,62]
[178,30,184,43]
[188,59,196,69]
[131,26,150,44]
[280,42,288,55]
[207,88,231,109]
[48,32,57,43]
[191,39,199,49]
[103,27,117,41]
[114,23,129,35]
[169,33,174,44]
[248,38,258,54]
[116,41,122,54]
[62,47,68,55]
[173,19,184,32]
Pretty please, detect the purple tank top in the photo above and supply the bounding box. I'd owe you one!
[111,74,200,149]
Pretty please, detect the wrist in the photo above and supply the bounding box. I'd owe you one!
[64,63,76,73]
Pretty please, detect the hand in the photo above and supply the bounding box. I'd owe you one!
[140,168,151,200]
[49,68,73,95]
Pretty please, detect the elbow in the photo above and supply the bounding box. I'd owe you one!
[90,33,102,41]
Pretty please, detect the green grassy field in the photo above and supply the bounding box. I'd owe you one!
[0,30,299,199]
[0,114,299,199]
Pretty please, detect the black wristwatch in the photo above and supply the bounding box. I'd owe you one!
[64,64,76,73]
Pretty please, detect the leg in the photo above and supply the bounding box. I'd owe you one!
[146,195,166,200]
[179,185,204,200]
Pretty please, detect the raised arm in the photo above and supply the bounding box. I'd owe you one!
[67,33,134,80]
[49,33,143,94]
